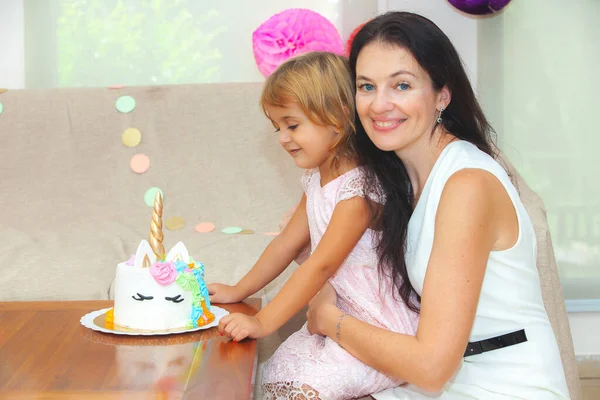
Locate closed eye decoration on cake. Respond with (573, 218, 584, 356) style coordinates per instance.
(110, 192, 215, 331)
(132, 293, 154, 301)
(165, 295, 184, 303)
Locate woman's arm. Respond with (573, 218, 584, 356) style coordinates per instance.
(308, 169, 514, 392)
(208, 194, 310, 304)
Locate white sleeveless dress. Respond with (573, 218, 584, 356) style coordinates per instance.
(373, 141, 569, 400)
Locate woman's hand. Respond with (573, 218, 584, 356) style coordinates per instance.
(306, 282, 340, 336)
(207, 283, 244, 304)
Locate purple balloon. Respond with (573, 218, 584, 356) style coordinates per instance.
(447, 0, 511, 15)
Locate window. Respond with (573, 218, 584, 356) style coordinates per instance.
(24, 0, 377, 88)
(478, 0, 599, 301)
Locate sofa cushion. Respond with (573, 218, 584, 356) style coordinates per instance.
(0, 83, 302, 301)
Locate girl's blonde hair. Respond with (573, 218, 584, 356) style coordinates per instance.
(260, 51, 356, 170)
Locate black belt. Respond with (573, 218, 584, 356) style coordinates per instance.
(464, 329, 527, 357)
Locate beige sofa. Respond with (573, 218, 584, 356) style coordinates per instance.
(0, 83, 580, 399)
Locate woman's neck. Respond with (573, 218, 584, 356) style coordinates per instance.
(399, 130, 457, 203)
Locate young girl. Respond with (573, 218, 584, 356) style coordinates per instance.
(207, 51, 418, 399)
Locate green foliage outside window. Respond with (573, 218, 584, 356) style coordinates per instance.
(56, 0, 225, 87)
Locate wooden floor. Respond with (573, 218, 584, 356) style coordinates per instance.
(579, 356, 600, 399)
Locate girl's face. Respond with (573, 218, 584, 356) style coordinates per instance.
(266, 102, 338, 172)
(355, 42, 449, 157)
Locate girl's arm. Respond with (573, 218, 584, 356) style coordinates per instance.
(309, 169, 513, 392)
(233, 194, 311, 300)
(209, 194, 311, 304)
(254, 194, 371, 335)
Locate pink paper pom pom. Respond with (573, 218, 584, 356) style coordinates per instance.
(252, 8, 344, 77)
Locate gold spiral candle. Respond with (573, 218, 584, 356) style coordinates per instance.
(149, 191, 165, 259)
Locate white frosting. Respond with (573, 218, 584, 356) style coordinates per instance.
(113, 240, 200, 331)
(113, 263, 194, 330)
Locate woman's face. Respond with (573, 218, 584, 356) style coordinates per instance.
(355, 41, 447, 155)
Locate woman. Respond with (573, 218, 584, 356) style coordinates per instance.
(306, 12, 569, 399)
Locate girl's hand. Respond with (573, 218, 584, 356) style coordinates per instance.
(218, 313, 266, 341)
(306, 282, 339, 336)
(207, 283, 244, 304)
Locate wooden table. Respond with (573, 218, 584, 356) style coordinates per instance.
(0, 299, 261, 399)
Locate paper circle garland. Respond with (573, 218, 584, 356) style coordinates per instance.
(130, 154, 150, 174)
(447, 0, 512, 15)
(194, 222, 216, 233)
(144, 187, 163, 207)
(222, 226, 243, 234)
(116, 95, 136, 113)
(165, 216, 185, 230)
(252, 8, 344, 77)
(122, 128, 142, 147)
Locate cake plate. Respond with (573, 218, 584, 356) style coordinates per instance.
(80, 306, 229, 336)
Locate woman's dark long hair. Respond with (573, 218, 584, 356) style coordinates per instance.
(349, 12, 497, 313)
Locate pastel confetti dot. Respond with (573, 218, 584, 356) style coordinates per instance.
(221, 226, 243, 234)
(194, 222, 216, 233)
(144, 187, 163, 207)
(0, 103, 3, 115)
(130, 154, 150, 173)
(122, 128, 142, 147)
(0, 88, 7, 94)
(108, 84, 125, 89)
(264, 232, 280, 236)
(239, 229, 255, 235)
(116, 95, 136, 113)
(165, 216, 185, 231)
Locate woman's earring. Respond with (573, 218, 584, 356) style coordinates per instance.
(437, 107, 445, 124)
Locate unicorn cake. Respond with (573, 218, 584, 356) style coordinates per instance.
(106, 192, 214, 332)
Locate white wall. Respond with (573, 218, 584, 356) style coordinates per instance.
(379, 0, 478, 89)
(0, 0, 25, 89)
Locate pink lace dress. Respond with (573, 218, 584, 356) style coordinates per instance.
(262, 168, 419, 400)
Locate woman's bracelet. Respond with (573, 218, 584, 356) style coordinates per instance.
(335, 313, 347, 348)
